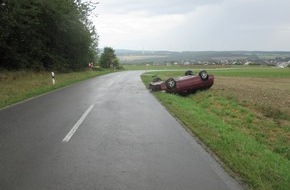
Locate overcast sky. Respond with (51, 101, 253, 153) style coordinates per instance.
(93, 0, 290, 51)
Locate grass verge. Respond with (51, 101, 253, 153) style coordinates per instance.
(141, 68, 290, 190)
(0, 70, 112, 109)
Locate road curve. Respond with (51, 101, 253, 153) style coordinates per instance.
(0, 71, 243, 190)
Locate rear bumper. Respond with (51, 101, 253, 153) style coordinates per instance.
(149, 81, 167, 91)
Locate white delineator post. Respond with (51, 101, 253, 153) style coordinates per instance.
(51, 72, 55, 85)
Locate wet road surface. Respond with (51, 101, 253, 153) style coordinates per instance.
(0, 71, 243, 190)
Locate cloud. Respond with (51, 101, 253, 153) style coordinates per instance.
(94, 0, 290, 51)
(100, 0, 224, 15)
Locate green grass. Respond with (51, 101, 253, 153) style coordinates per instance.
(0, 70, 112, 109)
(209, 67, 290, 78)
(139, 66, 290, 78)
(141, 68, 290, 190)
(123, 64, 290, 77)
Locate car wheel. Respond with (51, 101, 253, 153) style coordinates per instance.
(199, 70, 209, 81)
(152, 77, 162, 82)
(185, 70, 194, 76)
(165, 78, 176, 90)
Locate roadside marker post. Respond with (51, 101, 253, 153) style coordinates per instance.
(51, 72, 55, 85)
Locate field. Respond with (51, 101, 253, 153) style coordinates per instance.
(123, 64, 239, 71)
(117, 50, 290, 64)
(0, 70, 112, 109)
(141, 67, 290, 190)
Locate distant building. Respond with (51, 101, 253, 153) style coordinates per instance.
(276, 62, 290, 68)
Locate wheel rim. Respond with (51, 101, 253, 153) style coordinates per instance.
(201, 72, 207, 79)
(167, 79, 175, 88)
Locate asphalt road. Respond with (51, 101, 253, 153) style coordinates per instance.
(0, 71, 243, 190)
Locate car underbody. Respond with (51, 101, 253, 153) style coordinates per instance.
(149, 70, 214, 94)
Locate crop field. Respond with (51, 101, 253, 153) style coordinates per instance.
(141, 67, 290, 190)
(123, 64, 239, 71)
(119, 55, 168, 61)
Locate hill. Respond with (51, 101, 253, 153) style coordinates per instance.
(115, 50, 290, 64)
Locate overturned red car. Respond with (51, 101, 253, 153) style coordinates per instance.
(149, 70, 214, 93)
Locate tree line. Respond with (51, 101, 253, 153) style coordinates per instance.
(0, 0, 99, 72)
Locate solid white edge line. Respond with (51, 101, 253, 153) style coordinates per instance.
(62, 104, 94, 143)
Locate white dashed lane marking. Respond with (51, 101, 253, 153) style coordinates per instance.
(62, 104, 94, 143)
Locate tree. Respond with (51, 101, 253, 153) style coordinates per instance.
(0, 0, 99, 72)
(99, 47, 119, 69)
